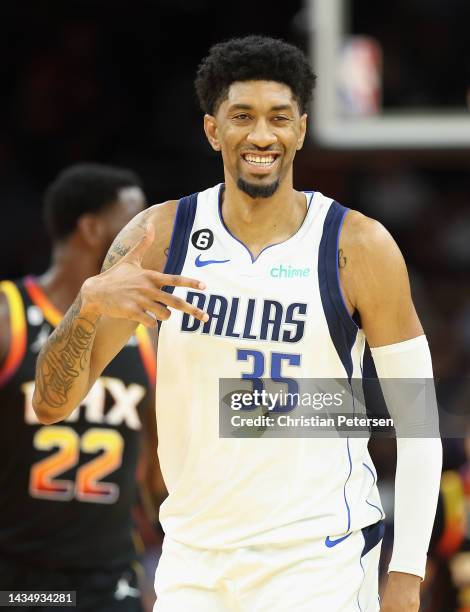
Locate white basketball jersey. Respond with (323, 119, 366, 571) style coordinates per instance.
(156, 184, 384, 549)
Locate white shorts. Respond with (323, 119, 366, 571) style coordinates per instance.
(154, 520, 384, 612)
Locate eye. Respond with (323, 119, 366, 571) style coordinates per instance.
(233, 113, 251, 121)
(273, 115, 291, 122)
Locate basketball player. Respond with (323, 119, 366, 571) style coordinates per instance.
(0, 164, 161, 611)
(32, 38, 442, 611)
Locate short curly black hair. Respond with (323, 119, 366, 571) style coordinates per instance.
(44, 163, 142, 242)
(195, 35, 316, 115)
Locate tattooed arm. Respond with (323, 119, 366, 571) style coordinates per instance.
(33, 201, 208, 424)
(33, 294, 99, 415)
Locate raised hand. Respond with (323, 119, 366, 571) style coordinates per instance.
(81, 223, 208, 327)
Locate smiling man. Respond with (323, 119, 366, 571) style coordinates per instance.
(32, 37, 442, 611)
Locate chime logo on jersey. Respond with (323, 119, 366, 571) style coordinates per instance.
(180, 291, 308, 342)
(270, 264, 311, 279)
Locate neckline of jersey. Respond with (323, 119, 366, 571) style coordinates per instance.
(216, 184, 316, 264)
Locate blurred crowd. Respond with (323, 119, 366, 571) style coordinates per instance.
(1, 1, 469, 610)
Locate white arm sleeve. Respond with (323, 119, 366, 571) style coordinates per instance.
(370, 335, 442, 579)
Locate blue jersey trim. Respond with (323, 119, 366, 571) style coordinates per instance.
(163, 192, 199, 290)
(218, 184, 316, 264)
(357, 556, 365, 612)
(356, 521, 384, 611)
(362, 462, 385, 519)
(335, 211, 358, 334)
(344, 436, 353, 531)
(318, 200, 358, 378)
(361, 519, 385, 558)
(318, 202, 360, 539)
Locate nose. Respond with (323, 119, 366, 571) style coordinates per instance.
(246, 118, 277, 148)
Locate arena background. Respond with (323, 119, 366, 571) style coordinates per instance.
(2, 1, 469, 610)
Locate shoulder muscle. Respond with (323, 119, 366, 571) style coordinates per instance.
(102, 200, 178, 274)
(339, 211, 405, 307)
(339, 210, 423, 346)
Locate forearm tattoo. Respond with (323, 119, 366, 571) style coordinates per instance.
(101, 240, 131, 272)
(35, 294, 97, 408)
(101, 209, 151, 272)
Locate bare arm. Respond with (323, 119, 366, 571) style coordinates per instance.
(32, 201, 208, 424)
(33, 293, 98, 420)
(339, 210, 423, 345)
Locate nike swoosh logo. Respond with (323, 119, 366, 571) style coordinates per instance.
(324, 533, 353, 548)
(195, 255, 230, 267)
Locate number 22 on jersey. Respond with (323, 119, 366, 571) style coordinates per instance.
(29, 425, 124, 504)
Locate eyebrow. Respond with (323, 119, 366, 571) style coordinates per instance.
(270, 104, 294, 112)
(228, 103, 294, 112)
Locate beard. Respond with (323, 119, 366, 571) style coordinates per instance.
(237, 177, 280, 199)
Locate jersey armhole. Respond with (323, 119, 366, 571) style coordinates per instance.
(318, 201, 359, 377)
(0, 280, 27, 386)
(163, 192, 199, 281)
(158, 192, 198, 333)
(321, 202, 359, 336)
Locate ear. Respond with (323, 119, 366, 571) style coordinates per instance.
(297, 114, 308, 150)
(204, 114, 221, 151)
(76, 213, 106, 249)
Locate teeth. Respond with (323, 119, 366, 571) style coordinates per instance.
(244, 154, 276, 165)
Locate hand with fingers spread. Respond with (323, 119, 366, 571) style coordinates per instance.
(81, 223, 209, 327)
